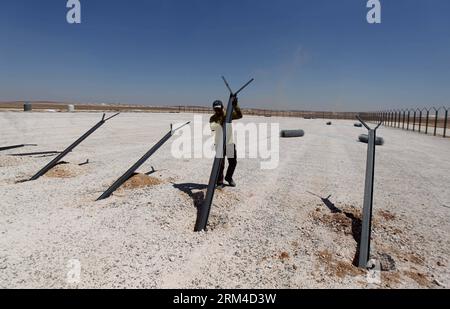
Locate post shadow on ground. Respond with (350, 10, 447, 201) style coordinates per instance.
(172, 183, 208, 210)
(307, 191, 362, 266)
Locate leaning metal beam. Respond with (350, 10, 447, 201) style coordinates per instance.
(356, 115, 382, 268)
(194, 77, 254, 232)
(29, 113, 119, 181)
(96, 122, 190, 201)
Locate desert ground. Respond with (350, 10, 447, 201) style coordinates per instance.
(0, 112, 449, 288)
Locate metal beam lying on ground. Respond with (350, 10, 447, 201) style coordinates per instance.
(29, 113, 120, 181)
(9, 151, 62, 157)
(96, 122, 191, 201)
(0, 144, 37, 152)
(194, 77, 254, 232)
(356, 115, 382, 269)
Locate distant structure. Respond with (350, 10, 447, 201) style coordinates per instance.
(67, 104, 75, 112)
(24, 102, 32, 112)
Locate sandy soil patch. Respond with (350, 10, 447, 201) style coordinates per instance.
(44, 163, 84, 178)
(121, 173, 163, 189)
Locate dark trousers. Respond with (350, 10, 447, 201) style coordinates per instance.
(218, 144, 237, 183)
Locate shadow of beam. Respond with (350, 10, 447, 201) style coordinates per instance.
(307, 191, 362, 266)
(172, 182, 207, 209)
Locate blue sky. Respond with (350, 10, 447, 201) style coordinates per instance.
(0, 0, 449, 111)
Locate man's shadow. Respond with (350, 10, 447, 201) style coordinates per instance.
(172, 183, 208, 210)
(307, 191, 362, 266)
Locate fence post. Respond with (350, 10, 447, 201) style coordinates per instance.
(444, 109, 448, 138)
(402, 111, 405, 129)
(434, 110, 438, 136)
(355, 116, 382, 269)
(425, 110, 429, 134)
(407, 111, 410, 130)
(418, 111, 422, 133)
(413, 111, 416, 132)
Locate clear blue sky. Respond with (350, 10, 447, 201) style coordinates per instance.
(1, 0, 449, 111)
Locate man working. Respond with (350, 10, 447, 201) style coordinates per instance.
(209, 97, 243, 187)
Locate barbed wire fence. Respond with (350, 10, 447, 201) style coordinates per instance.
(361, 107, 449, 138)
(2, 102, 449, 138)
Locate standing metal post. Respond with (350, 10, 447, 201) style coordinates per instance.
(407, 111, 410, 131)
(425, 110, 429, 134)
(444, 109, 448, 138)
(434, 110, 438, 136)
(195, 77, 254, 232)
(402, 111, 406, 129)
(356, 116, 382, 269)
(29, 113, 120, 181)
(418, 111, 422, 133)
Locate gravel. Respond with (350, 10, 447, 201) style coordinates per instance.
(0, 112, 449, 288)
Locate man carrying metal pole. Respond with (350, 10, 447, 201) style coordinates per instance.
(209, 97, 243, 187)
(194, 77, 253, 232)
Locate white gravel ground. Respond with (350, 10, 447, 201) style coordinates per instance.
(0, 112, 449, 289)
